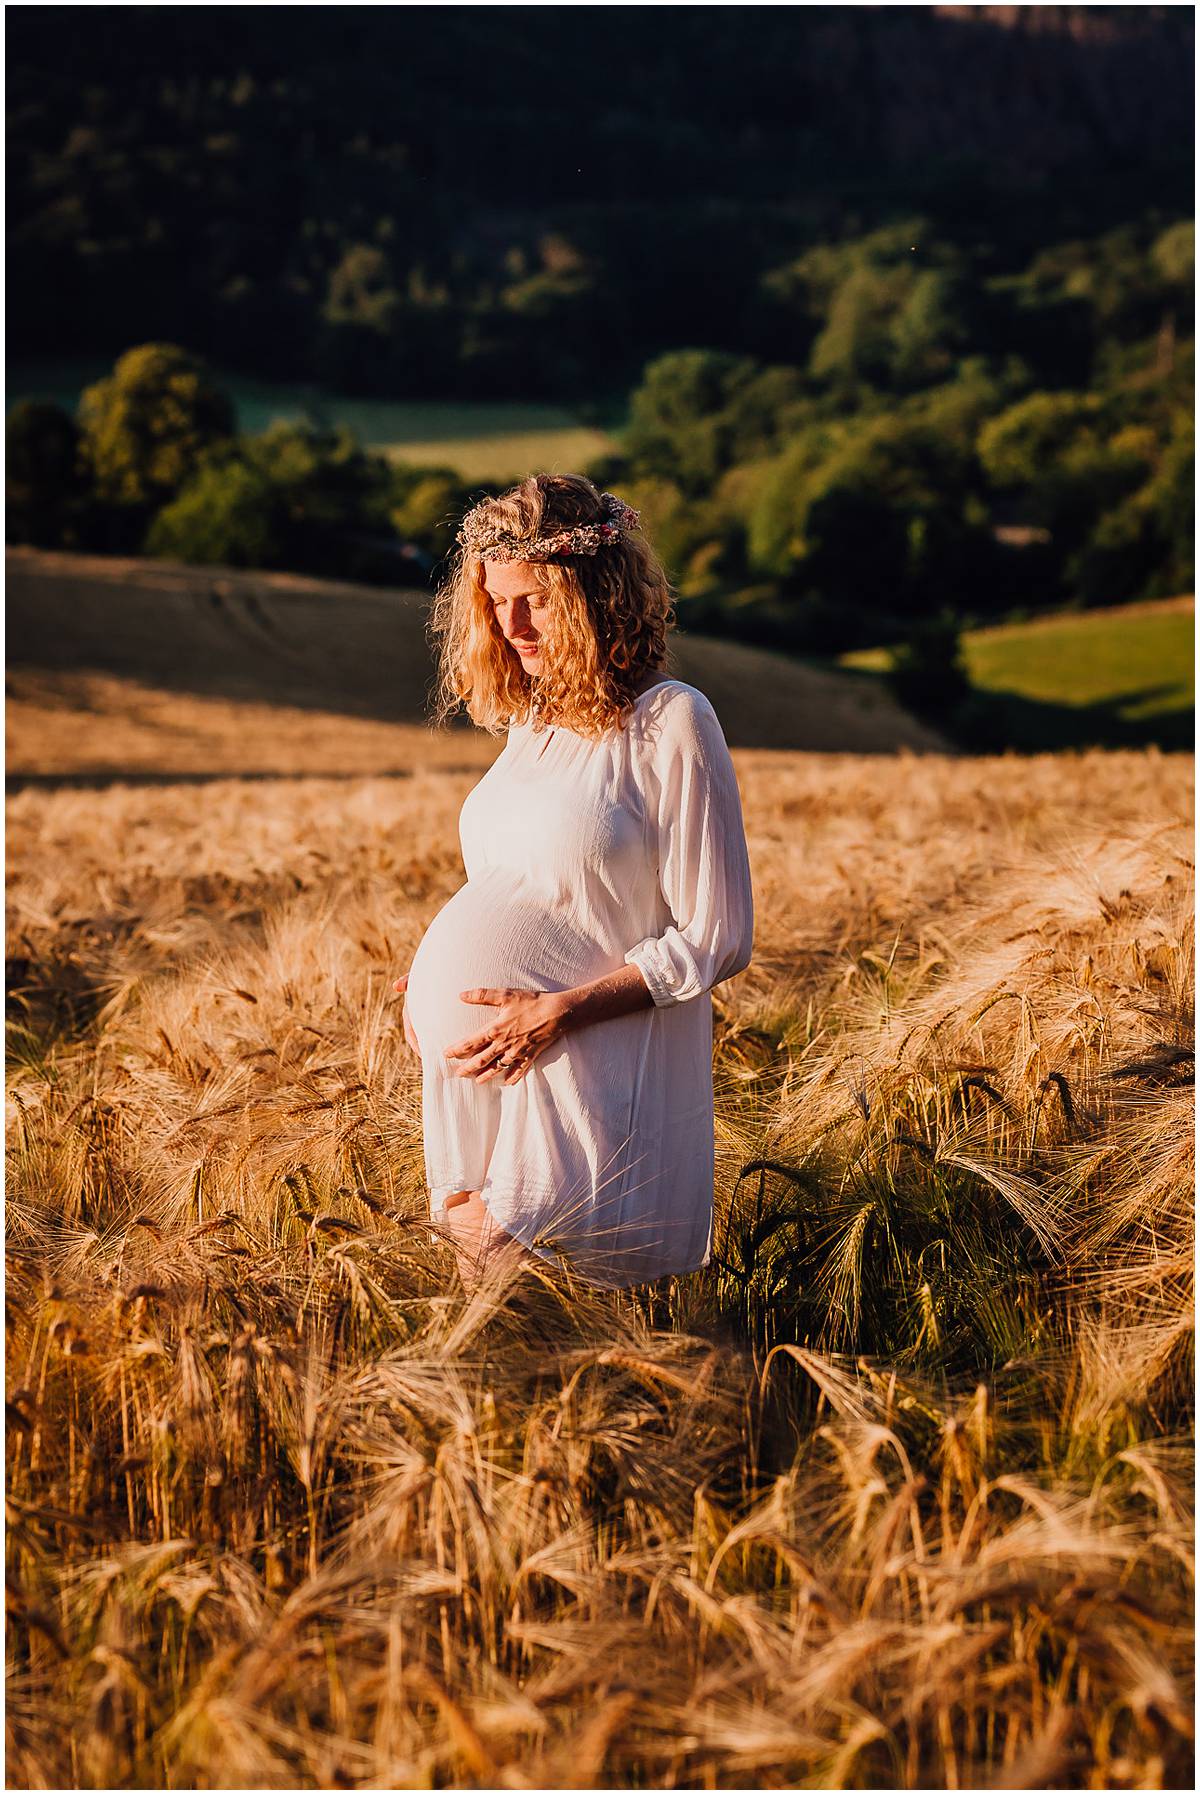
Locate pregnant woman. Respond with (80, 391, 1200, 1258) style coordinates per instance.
(396, 472, 754, 1291)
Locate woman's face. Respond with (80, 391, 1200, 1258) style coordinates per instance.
(483, 559, 553, 676)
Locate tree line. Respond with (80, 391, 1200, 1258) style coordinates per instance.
(8, 7, 1192, 399)
(8, 213, 1193, 667)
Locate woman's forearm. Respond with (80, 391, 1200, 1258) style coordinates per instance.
(555, 961, 657, 1031)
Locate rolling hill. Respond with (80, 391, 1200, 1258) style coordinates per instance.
(5, 548, 946, 782)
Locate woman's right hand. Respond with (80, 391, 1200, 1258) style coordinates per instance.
(393, 972, 421, 1060)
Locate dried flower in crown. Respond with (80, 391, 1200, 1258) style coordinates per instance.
(456, 490, 641, 563)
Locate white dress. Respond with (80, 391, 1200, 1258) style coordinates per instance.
(403, 676, 755, 1288)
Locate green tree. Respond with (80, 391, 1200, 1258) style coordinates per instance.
(1074, 412, 1195, 604)
(144, 424, 441, 580)
(1145, 415, 1196, 593)
(238, 420, 396, 577)
(77, 343, 236, 516)
(5, 399, 92, 548)
(977, 391, 1101, 493)
(891, 269, 969, 386)
(980, 391, 1158, 600)
(323, 244, 401, 334)
(888, 610, 971, 721)
(613, 473, 744, 597)
(625, 350, 801, 498)
(749, 415, 983, 621)
(762, 222, 968, 391)
(389, 468, 472, 562)
(810, 263, 900, 386)
(143, 457, 286, 566)
(744, 423, 845, 578)
(1151, 220, 1195, 291)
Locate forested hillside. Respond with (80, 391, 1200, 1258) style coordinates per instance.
(6, 6, 1194, 710)
(7, 6, 1193, 396)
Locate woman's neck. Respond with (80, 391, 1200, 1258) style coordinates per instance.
(529, 670, 670, 726)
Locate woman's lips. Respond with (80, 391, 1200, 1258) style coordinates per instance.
(514, 641, 539, 653)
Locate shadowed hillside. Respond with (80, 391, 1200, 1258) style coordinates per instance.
(5, 548, 947, 780)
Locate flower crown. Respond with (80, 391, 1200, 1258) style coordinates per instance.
(456, 489, 641, 563)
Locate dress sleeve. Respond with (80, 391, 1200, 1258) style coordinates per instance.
(623, 689, 755, 1007)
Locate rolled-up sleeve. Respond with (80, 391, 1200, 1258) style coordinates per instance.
(624, 689, 755, 1007)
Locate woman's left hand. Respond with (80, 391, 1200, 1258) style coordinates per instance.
(443, 987, 570, 1084)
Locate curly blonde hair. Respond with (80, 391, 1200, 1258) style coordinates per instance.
(427, 473, 677, 739)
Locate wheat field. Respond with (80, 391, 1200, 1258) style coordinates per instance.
(5, 744, 1194, 1789)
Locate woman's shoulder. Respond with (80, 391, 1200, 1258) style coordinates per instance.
(635, 675, 715, 715)
(630, 677, 728, 753)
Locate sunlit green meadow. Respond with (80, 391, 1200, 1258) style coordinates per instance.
(841, 597, 1195, 749)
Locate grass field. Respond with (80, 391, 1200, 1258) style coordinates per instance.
(5, 686, 1194, 1785)
(6, 359, 618, 483)
(841, 597, 1195, 751)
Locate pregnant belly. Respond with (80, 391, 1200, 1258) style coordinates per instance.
(404, 877, 619, 1060)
